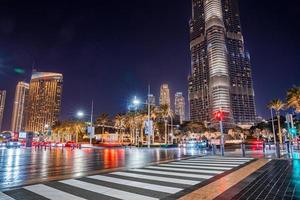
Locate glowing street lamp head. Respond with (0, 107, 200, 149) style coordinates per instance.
(132, 96, 141, 106)
(77, 111, 84, 118)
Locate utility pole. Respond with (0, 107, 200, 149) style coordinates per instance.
(90, 100, 94, 145)
(147, 84, 151, 148)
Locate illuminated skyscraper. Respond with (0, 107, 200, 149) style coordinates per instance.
(159, 84, 171, 109)
(11, 81, 29, 132)
(25, 72, 63, 133)
(0, 90, 6, 131)
(175, 92, 185, 124)
(188, 0, 256, 127)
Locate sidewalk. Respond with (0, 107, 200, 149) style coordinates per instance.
(175, 158, 300, 200)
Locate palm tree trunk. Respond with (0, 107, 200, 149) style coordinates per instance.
(76, 132, 78, 143)
(277, 114, 283, 144)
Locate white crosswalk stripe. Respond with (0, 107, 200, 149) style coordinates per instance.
(88, 175, 183, 193)
(2, 156, 254, 200)
(111, 171, 200, 185)
(170, 162, 239, 167)
(178, 160, 246, 164)
(60, 179, 159, 200)
(0, 192, 15, 200)
(197, 157, 253, 160)
(129, 168, 213, 179)
(24, 184, 87, 200)
(159, 163, 232, 170)
(145, 166, 224, 174)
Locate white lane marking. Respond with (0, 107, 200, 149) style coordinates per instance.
(111, 172, 200, 185)
(0, 192, 15, 200)
(170, 162, 239, 167)
(146, 166, 224, 174)
(60, 179, 158, 200)
(159, 164, 232, 170)
(88, 175, 182, 194)
(24, 184, 86, 200)
(129, 169, 213, 179)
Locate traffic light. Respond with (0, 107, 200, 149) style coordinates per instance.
(289, 127, 298, 136)
(214, 111, 224, 121)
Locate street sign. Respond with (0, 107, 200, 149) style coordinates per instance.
(87, 126, 95, 137)
(144, 120, 153, 135)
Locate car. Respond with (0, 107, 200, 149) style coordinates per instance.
(65, 141, 77, 147)
(0, 141, 7, 148)
(6, 141, 21, 148)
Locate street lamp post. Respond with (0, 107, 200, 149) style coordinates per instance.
(270, 108, 280, 158)
(132, 85, 153, 148)
(76, 100, 94, 146)
(147, 85, 151, 148)
(90, 100, 94, 145)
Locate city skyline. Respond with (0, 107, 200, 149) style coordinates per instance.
(0, 0, 299, 130)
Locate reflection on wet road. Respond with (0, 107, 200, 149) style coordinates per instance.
(0, 147, 203, 190)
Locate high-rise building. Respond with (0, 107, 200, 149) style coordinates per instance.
(175, 92, 185, 124)
(159, 84, 171, 109)
(0, 90, 6, 131)
(148, 94, 156, 106)
(188, 0, 256, 127)
(25, 72, 63, 133)
(11, 81, 29, 132)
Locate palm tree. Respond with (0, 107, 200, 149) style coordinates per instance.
(69, 122, 86, 143)
(135, 113, 147, 145)
(287, 86, 300, 113)
(268, 99, 285, 144)
(125, 112, 134, 144)
(160, 104, 169, 144)
(96, 113, 109, 135)
(114, 114, 122, 142)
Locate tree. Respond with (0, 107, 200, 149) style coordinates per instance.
(268, 99, 285, 144)
(96, 113, 109, 134)
(52, 121, 86, 143)
(114, 114, 126, 143)
(287, 86, 300, 113)
(160, 104, 170, 144)
(181, 121, 207, 133)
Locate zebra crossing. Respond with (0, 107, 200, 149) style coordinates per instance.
(0, 156, 254, 200)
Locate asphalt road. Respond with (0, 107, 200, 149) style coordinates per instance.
(0, 147, 204, 191)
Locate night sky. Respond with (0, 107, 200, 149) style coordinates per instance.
(0, 0, 299, 130)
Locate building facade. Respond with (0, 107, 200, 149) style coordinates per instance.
(188, 0, 256, 127)
(11, 82, 29, 132)
(159, 84, 171, 109)
(175, 92, 186, 124)
(0, 90, 6, 131)
(25, 72, 63, 133)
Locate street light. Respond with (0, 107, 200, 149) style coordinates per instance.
(130, 85, 153, 148)
(77, 111, 84, 118)
(76, 101, 94, 145)
(132, 96, 141, 106)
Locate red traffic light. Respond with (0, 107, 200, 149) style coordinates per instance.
(214, 111, 224, 121)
